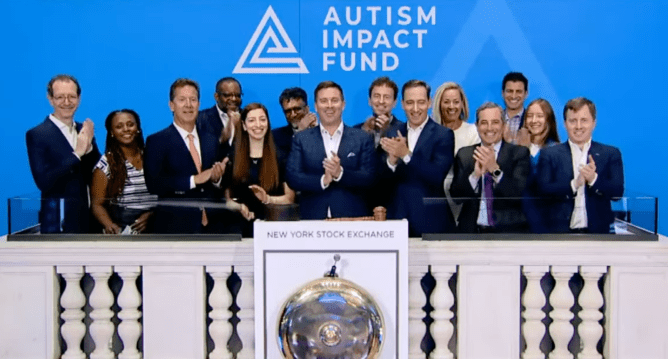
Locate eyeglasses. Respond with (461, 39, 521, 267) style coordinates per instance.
(52, 95, 78, 103)
(217, 91, 242, 98)
(283, 105, 306, 115)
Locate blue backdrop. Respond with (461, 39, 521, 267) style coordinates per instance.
(3, 0, 666, 234)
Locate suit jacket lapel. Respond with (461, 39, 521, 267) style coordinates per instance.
(337, 125, 352, 159)
(169, 124, 199, 174)
(44, 117, 76, 153)
(412, 119, 433, 156)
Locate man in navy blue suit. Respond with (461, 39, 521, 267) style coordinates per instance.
(26, 74, 100, 233)
(144, 78, 229, 234)
(286, 81, 377, 219)
(197, 77, 243, 156)
(538, 97, 624, 233)
(354, 77, 405, 149)
(501, 72, 529, 144)
(379, 80, 455, 236)
(273, 87, 318, 173)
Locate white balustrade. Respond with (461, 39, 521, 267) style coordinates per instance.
(236, 265, 255, 359)
(116, 265, 142, 359)
(521, 265, 549, 359)
(3, 235, 668, 359)
(87, 266, 115, 359)
(207, 266, 234, 359)
(430, 265, 456, 359)
(577, 266, 606, 359)
(57, 266, 87, 359)
(548, 266, 577, 359)
(408, 266, 428, 359)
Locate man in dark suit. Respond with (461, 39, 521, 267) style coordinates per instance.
(354, 76, 405, 149)
(537, 97, 624, 233)
(144, 78, 229, 234)
(197, 77, 243, 155)
(273, 87, 318, 173)
(451, 102, 530, 233)
(501, 72, 529, 144)
(286, 81, 377, 219)
(26, 74, 100, 233)
(379, 80, 455, 236)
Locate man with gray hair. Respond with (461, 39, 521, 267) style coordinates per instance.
(451, 102, 530, 233)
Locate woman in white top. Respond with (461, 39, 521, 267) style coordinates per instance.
(91, 109, 157, 234)
(432, 82, 481, 222)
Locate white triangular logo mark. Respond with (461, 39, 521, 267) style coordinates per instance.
(430, 0, 562, 113)
(233, 6, 309, 74)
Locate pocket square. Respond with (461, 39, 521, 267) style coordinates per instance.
(347, 152, 356, 158)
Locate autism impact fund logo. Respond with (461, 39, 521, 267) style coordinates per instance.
(233, 6, 308, 74)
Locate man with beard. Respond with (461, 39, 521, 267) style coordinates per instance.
(26, 74, 100, 233)
(273, 87, 318, 172)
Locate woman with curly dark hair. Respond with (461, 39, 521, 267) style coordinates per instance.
(91, 109, 157, 234)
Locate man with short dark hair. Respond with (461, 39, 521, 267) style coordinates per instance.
(538, 97, 624, 233)
(26, 74, 100, 233)
(354, 76, 405, 148)
(286, 81, 376, 219)
(501, 72, 529, 144)
(144, 78, 229, 233)
(197, 77, 243, 152)
(379, 80, 455, 235)
(451, 102, 530, 233)
(273, 87, 318, 171)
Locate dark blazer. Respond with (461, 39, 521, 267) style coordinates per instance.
(286, 125, 377, 219)
(537, 141, 624, 233)
(272, 125, 295, 174)
(352, 114, 405, 144)
(197, 105, 232, 158)
(451, 141, 530, 233)
(144, 124, 224, 234)
(381, 119, 455, 236)
(26, 117, 101, 233)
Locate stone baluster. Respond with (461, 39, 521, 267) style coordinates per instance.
(409, 266, 428, 359)
(522, 266, 549, 359)
(236, 266, 255, 359)
(57, 266, 86, 359)
(206, 266, 234, 359)
(577, 266, 606, 359)
(548, 266, 576, 359)
(430, 265, 457, 359)
(116, 266, 143, 359)
(87, 266, 115, 359)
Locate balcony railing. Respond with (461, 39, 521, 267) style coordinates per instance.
(2, 229, 667, 359)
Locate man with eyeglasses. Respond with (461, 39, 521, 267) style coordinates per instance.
(273, 87, 318, 172)
(26, 74, 101, 233)
(197, 77, 243, 156)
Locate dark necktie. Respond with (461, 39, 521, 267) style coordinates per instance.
(483, 172, 495, 226)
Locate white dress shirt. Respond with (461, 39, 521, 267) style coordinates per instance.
(216, 104, 235, 146)
(320, 121, 345, 218)
(386, 117, 428, 171)
(173, 122, 202, 189)
(568, 139, 597, 229)
(468, 141, 502, 226)
(49, 114, 94, 159)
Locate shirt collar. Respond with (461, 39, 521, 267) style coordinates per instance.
(408, 116, 429, 132)
(216, 104, 229, 120)
(49, 114, 75, 131)
(320, 121, 344, 137)
(568, 138, 592, 153)
(173, 121, 199, 141)
(504, 107, 525, 120)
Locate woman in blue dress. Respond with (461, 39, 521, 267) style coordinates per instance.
(517, 99, 560, 233)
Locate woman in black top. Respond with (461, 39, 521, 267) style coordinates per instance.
(226, 103, 295, 235)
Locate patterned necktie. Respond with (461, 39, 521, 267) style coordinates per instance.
(187, 134, 208, 226)
(483, 172, 495, 226)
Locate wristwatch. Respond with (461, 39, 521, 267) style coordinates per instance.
(491, 168, 502, 178)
